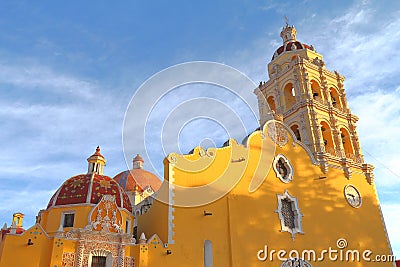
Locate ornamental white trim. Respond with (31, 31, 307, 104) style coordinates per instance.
(272, 154, 294, 183)
(267, 121, 289, 147)
(281, 258, 313, 267)
(87, 249, 113, 267)
(275, 190, 304, 240)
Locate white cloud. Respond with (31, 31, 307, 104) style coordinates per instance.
(349, 89, 400, 187)
(0, 189, 54, 227)
(302, 3, 400, 94)
(0, 64, 97, 100)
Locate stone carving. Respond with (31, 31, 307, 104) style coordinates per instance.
(281, 258, 313, 267)
(125, 257, 135, 267)
(88, 195, 123, 233)
(61, 252, 75, 267)
(64, 230, 78, 240)
(267, 121, 288, 147)
(74, 231, 129, 267)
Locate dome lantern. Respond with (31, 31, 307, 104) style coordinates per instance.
(133, 154, 144, 169)
(87, 146, 106, 175)
(280, 24, 297, 45)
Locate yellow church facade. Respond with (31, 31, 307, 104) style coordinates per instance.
(0, 25, 395, 267)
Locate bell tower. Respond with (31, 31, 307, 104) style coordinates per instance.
(255, 24, 374, 179)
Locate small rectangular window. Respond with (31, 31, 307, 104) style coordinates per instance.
(125, 220, 130, 234)
(63, 213, 75, 228)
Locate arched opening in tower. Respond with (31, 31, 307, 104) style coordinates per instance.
(340, 128, 354, 157)
(283, 83, 296, 111)
(330, 87, 342, 109)
(311, 80, 323, 102)
(290, 124, 301, 141)
(320, 121, 335, 155)
(267, 95, 277, 113)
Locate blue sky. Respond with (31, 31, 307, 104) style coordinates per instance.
(0, 0, 399, 258)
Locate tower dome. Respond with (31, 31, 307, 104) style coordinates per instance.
(47, 147, 132, 212)
(271, 24, 313, 60)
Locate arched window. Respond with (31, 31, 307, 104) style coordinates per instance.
(320, 121, 335, 155)
(340, 128, 354, 157)
(311, 80, 323, 101)
(290, 124, 301, 141)
(204, 240, 213, 267)
(267, 95, 277, 112)
(330, 87, 342, 109)
(283, 83, 296, 111)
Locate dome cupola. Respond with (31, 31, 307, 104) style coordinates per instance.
(87, 146, 106, 175)
(280, 23, 297, 45)
(133, 154, 144, 169)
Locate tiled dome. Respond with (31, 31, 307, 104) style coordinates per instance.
(114, 169, 161, 193)
(46, 147, 132, 212)
(47, 173, 132, 212)
(114, 154, 161, 193)
(272, 41, 312, 60)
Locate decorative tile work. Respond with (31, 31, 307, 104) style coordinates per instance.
(29, 227, 42, 239)
(124, 256, 135, 267)
(47, 174, 132, 212)
(61, 252, 75, 267)
(55, 238, 64, 247)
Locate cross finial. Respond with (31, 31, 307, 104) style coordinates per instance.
(284, 15, 289, 26)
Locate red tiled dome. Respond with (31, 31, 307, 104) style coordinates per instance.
(114, 169, 161, 193)
(47, 173, 132, 212)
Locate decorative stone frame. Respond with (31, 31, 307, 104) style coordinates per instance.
(275, 190, 304, 240)
(281, 258, 313, 267)
(273, 154, 294, 183)
(87, 249, 113, 267)
(60, 210, 76, 229)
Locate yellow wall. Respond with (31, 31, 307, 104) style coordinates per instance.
(0, 224, 52, 267)
(0, 200, 136, 267)
(142, 121, 393, 267)
(40, 204, 134, 235)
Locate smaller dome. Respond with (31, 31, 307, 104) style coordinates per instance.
(114, 169, 161, 193)
(114, 154, 161, 193)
